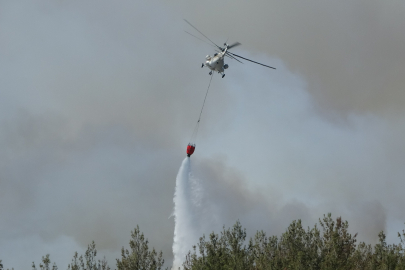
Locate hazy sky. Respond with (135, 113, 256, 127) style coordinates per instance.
(1, 0, 405, 268)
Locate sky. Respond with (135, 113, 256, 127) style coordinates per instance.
(1, 0, 405, 268)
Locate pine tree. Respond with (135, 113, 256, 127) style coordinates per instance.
(67, 241, 110, 270)
(116, 225, 166, 270)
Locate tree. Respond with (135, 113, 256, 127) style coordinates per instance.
(318, 214, 358, 269)
(32, 254, 58, 270)
(67, 241, 110, 270)
(183, 220, 254, 269)
(251, 230, 281, 269)
(116, 225, 166, 270)
(276, 219, 323, 269)
(4, 216, 405, 269)
(183, 214, 405, 270)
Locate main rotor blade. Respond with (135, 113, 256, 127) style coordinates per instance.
(227, 42, 241, 50)
(184, 19, 221, 50)
(225, 52, 243, 63)
(185, 31, 217, 49)
(228, 52, 276, 69)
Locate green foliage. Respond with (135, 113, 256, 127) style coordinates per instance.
(67, 241, 110, 270)
(184, 214, 405, 270)
(32, 254, 57, 270)
(5, 216, 405, 270)
(183, 220, 254, 270)
(318, 214, 357, 269)
(116, 225, 167, 270)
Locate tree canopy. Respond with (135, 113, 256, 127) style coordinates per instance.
(183, 214, 405, 270)
(2, 214, 405, 270)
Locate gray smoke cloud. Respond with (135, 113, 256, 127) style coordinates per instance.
(169, 0, 405, 114)
(1, 0, 405, 269)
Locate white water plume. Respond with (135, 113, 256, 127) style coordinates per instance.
(172, 157, 203, 269)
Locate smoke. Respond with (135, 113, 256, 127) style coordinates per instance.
(171, 156, 275, 269)
(2, 0, 405, 268)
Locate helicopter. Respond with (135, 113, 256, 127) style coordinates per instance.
(184, 19, 276, 78)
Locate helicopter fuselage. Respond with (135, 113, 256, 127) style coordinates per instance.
(205, 54, 225, 73)
(203, 48, 229, 77)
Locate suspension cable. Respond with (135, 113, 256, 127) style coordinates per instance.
(198, 72, 214, 122)
(189, 73, 214, 143)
